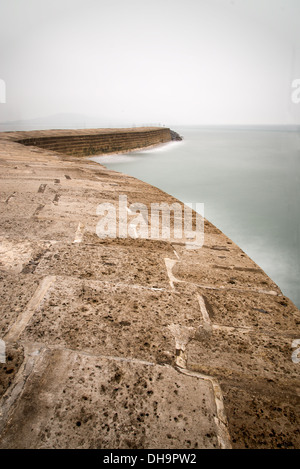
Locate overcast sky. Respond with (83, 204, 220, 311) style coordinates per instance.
(0, 0, 300, 127)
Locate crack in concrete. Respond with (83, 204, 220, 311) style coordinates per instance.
(5, 192, 16, 204)
(176, 367, 232, 450)
(32, 204, 45, 218)
(168, 323, 231, 449)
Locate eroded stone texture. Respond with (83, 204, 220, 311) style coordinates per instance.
(33, 242, 174, 289)
(186, 330, 299, 384)
(0, 128, 299, 449)
(177, 285, 300, 333)
(20, 277, 203, 364)
(0, 348, 220, 449)
(219, 379, 300, 449)
(0, 272, 40, 335)
(172, 259, 280, 294)
(0, 342, 24, 398)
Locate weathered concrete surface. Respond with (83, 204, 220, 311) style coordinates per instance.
(0, 128, 299, 449)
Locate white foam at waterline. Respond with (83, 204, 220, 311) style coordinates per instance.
(90, 140, 184, 164)
(90, 154, 137, 164)
(136, 140, 184, 154)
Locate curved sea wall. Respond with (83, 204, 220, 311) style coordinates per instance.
(15, 127, 172, 156)
(0, 127, 299, 449)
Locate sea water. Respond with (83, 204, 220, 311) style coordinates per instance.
(91, 127, 300, 308)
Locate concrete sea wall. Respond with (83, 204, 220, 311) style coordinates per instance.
(15, 127, 172, 156)
(0, 127, 299, 449)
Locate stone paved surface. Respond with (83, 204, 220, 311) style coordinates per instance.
(0, 128, 299, 449)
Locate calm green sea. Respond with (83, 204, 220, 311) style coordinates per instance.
(91, 127, 300, 308)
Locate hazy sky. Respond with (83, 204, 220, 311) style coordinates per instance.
(1, 0, 300, 127)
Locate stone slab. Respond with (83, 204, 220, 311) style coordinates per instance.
(186, 327, 300, 385)
(0, 347, 221, 449)
(172, 258, 281, 294)
(33, 242, 174, 289)
(218, 377, 300, 449)
(0, 272, 41, 335)
(20, 277, 203, 364)
(175, 283, 300, 334)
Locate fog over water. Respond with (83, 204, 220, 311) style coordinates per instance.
(1, 0, 300, 127)
(1, 1, 300, 305)
(92, 127, 300, 308)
